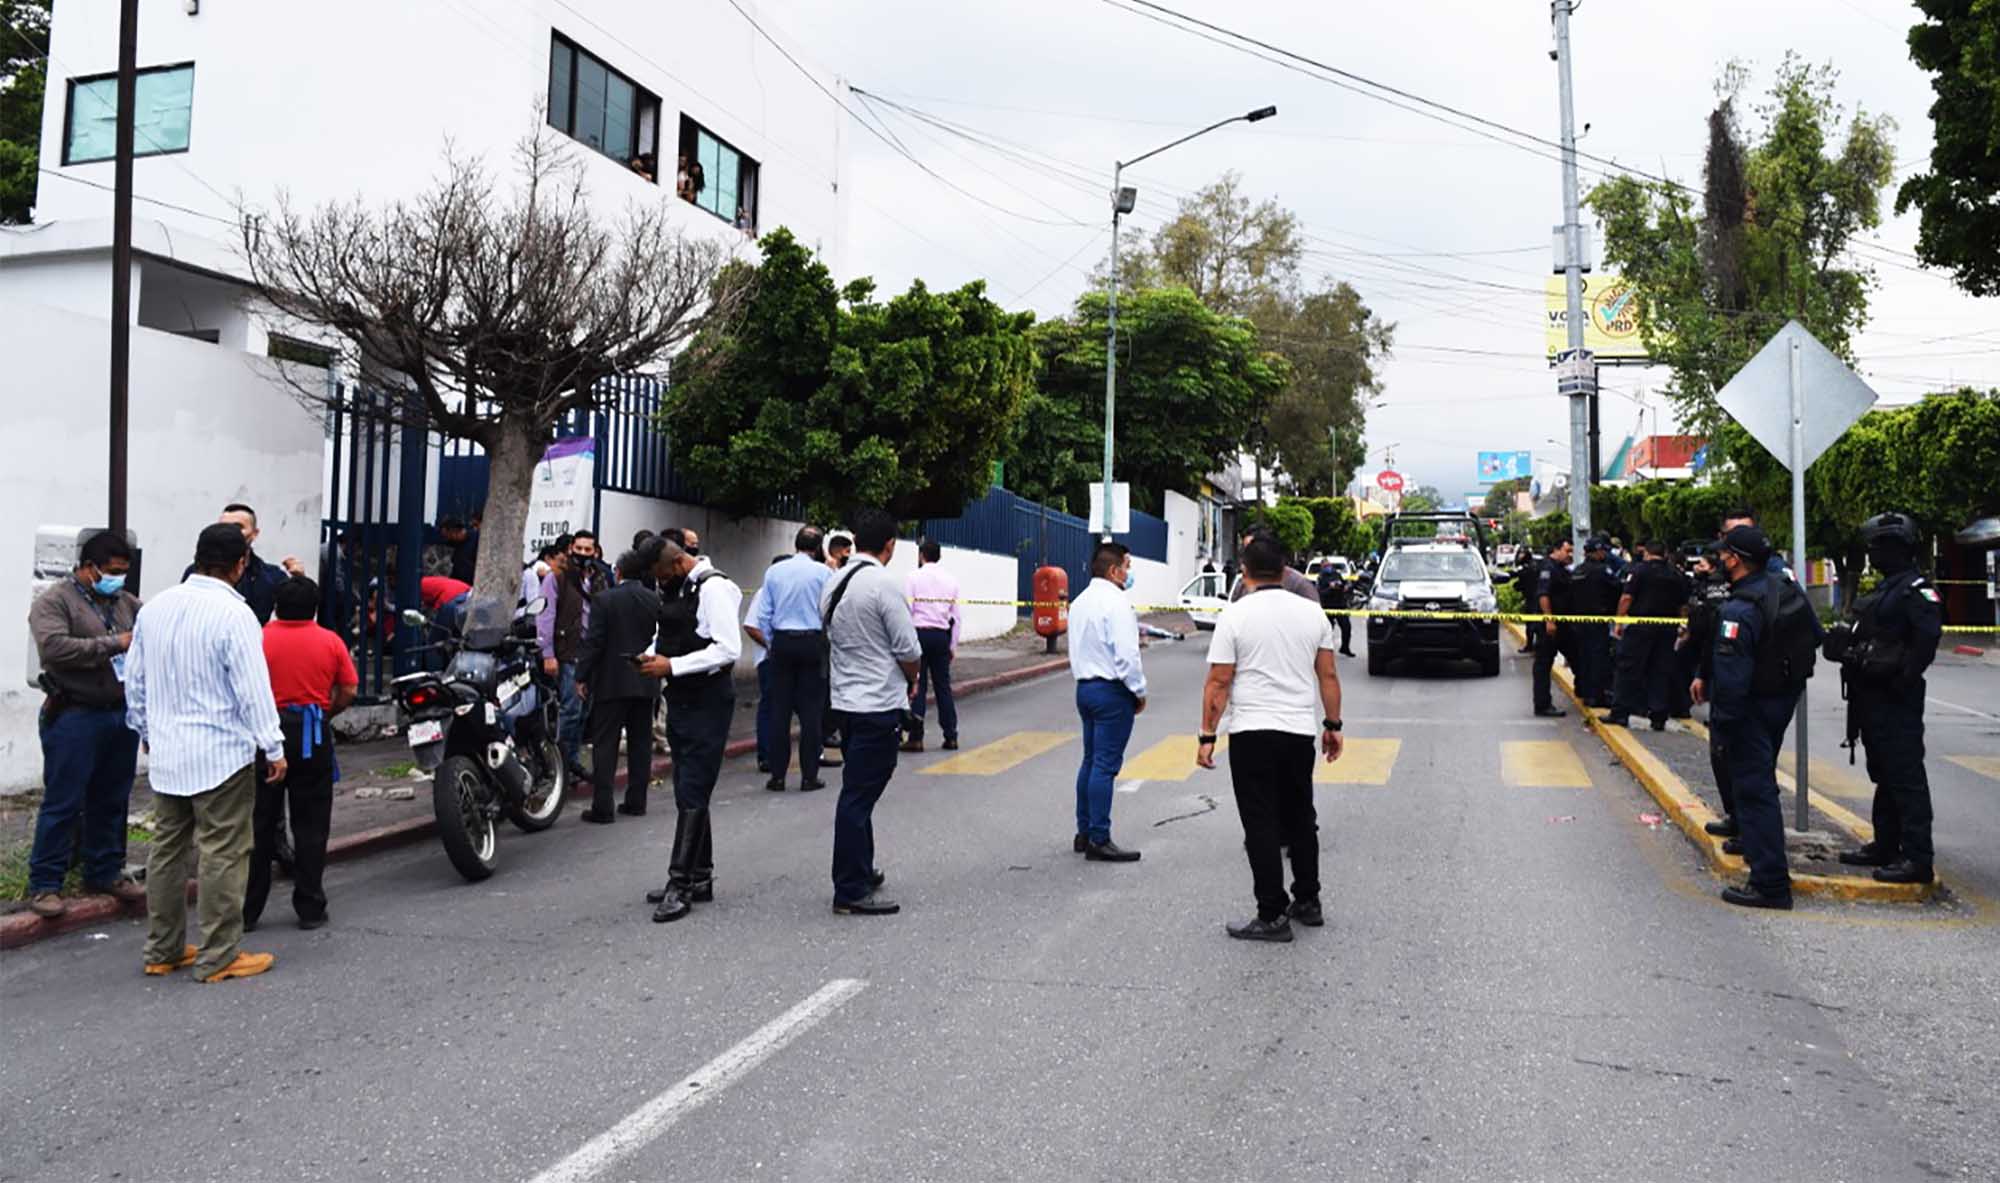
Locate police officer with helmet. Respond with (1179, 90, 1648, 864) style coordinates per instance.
(1826, 512, 1944, 885)
(1693, 525, 1818, 910)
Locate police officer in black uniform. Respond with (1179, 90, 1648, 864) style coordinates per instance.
(1681, 548, 1743, 841)
(1570, 536, 1621, 708)
(640, 536, 743, 923)
(1829, 512, 1945, 885)
(1696, 525, 1813, 910)
(1607, 540, 1688, 731)
(1512, 548, 1539, 654)
(1530, 538, 1575, 717)
(1316, 561, 1355, 657)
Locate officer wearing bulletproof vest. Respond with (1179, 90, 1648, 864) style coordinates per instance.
(1682, 549, 1744, 842)
(1531, 538, 1575, 717)
(1827, 512, 1944, 885)
(1607, 541, 1688, 730)
(639, 536, 743, 923)
(1570, 537, 1621, 708)
(1693, 525, 1814, 910)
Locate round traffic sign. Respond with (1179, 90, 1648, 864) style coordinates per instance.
(1377, 469, 1405, 493)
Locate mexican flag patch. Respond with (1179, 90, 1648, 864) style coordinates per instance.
(1720, 620, 1741, 640)
(1918, 587, 1940, 602)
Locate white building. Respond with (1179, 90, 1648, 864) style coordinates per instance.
(0, 0, 852, 791)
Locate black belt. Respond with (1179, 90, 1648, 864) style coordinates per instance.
(774, 628, 822, 637)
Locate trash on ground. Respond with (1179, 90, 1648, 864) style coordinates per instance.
(1547, 815, 1577, 824)
(1639, 812, 1664, 829)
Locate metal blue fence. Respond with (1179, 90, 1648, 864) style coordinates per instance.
(919, 486, 1168, 613)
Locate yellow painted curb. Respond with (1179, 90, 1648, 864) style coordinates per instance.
(1501, 620, 1936, 904)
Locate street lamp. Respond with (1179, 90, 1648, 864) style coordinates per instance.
(1100, 104, 1277, 538)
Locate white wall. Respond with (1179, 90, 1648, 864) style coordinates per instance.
(0, 297, 325, 793)
(37, 0, 848, 277)
(1162, 489, 1201, 589)
(1127, 556, 1180, 617)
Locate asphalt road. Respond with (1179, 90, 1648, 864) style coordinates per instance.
(3, 632, 1996, 1182)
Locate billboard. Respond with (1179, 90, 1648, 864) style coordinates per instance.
(1544, 273, 1650, 360)
(1476, 450, 1533, 483)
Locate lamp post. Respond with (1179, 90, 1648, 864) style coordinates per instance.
(1101, 104, 1277, 538)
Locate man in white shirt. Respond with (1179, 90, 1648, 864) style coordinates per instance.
(1197, 535, 1346, 943)
(638, 537, 743, 923)
(1067, 541, 1146, 862)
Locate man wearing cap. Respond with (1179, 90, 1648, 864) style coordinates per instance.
(1607, 541, 1689, 730)
(1569, 537, 1620, 708)
(1530, 538, 1575, 718)
(1693, 525, 1801, 910)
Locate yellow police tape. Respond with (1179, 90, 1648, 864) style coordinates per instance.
(912, 597, 2000, 633)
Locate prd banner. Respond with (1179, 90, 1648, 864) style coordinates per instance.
(522, 437, 595, 563)
(1544, 274, 1654, 360)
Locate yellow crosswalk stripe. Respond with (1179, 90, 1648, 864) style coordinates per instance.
(919, 730, 1072, 776)
(1117, 734, 1227, 783)
(1315, 737, 1401, 785)
(1946, 754, 2000, 783)
(1501, 740, 1592, 788)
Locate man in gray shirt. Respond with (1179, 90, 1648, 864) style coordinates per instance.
(821, 509, 921, 916)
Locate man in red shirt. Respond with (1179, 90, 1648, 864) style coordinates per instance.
(247, 577, 358, 930)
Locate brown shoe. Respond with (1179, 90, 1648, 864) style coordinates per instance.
(86, 878, 148, 904)
(27, 892, 66, 919)
(142, 945, 199, 976)
(200, 951, 276, 983)
(900, 738, 924, 753)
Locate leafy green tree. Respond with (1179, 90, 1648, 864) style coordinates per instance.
(667, 228, 1036, 523)
(0, 0, 50, 224)
(1528, 511, 1573, 551)
(1897, 0, 2000, 295)
(1245, 502, 1314, 557)
(1809, 390, 2000, 582)
(1399, 485, 1443, 513)
(1283, 496, 1370, 557)
(1481, 478, 1528, 518)
(1008, 286, 1287, 514)
(1590, 57, 1896, 445)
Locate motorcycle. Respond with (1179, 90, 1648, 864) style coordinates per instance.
(391, 595, 566, 881)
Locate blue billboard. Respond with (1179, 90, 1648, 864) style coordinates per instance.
(1476, 450, 1533, 483)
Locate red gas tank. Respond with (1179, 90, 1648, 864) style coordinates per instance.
(1032, 565, 1070, 650)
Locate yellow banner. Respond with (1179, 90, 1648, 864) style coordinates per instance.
(1544, 274, 1651, 361)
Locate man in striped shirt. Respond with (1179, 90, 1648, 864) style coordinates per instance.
(126, 524, 287, 983)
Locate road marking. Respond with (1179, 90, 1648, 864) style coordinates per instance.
(1315, 737, 1401, 785)
(1500, 740, 1592, 788)
(1116, 778, 1147, 794)
(920, 731, 1071, 776)
(1338, 716, 1558, 727)
(528, 979, 866, 1183)
(1929, 695, 2000, 723)
(1118, 734, 1227, 783)
(1947, 755, 2000, 783)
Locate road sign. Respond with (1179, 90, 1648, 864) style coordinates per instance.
(1714, 319, 1879, 833)
(1553, 348, 1596, 396)
(1376, 469, 1405, 494)
(1087, 481, 1130, 535)
(1715, 320, 1877, 472)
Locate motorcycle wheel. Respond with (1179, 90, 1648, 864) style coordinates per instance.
(505, 729, 567, 834)
(433, 755, 498, 882)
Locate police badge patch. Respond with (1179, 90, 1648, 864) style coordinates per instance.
(1918, 587, 1940, 602)
(1720, 620, 1741, 640)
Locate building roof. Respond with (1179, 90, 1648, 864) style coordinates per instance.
(1627, 435, 1707, 473)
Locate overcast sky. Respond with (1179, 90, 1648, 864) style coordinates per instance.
(761, 0, 1998, 500)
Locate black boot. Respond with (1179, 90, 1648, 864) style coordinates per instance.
(651, 809, 702, 922)
(688, 809, 715, 903)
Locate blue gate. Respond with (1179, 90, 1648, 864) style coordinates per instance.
(920, 486, 1169, 614)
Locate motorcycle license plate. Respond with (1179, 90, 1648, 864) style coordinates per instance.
(407, 719, 445, 746)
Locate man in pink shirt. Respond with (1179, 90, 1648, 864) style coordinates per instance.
(903, 539, 961, 752)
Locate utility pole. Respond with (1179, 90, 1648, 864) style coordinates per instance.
(1552, 0, 1590, 552)
(108, 0, 139, 536)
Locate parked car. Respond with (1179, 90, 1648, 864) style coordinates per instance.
(1179, 569, 1234, 630)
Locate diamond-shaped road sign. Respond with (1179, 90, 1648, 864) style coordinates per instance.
(1715, 320, 1878, 471)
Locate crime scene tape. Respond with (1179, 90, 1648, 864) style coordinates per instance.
(910, 597, 2000, 633)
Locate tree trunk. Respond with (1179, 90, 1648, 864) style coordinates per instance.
(472, 421, 545, 606)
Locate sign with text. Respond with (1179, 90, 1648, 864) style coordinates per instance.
(521, 437, 596, 563)
(1087, 481, 1131, 535)
(1544, 274, 1652, 361)
(1476, 450, 1533, 483)
(1375, 469, 1405, 494)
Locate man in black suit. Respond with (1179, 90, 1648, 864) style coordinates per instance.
(575, 542, 665, 822)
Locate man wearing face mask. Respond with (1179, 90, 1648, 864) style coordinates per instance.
(1067, 541, 1148, 862)
(25, 531, 145, 920)
(1829, 512, 1944, 885)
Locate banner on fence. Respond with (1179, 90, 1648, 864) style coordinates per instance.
(522, 437, 596, 562)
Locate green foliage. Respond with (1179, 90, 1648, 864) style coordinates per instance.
(1897, 0, 2000, 295)
(0, 0, 50, 224)
(667, 228, 1037, 522)
(1589, 480, 1741, 548)
(1495, 581, 1525, 616)
(1281, 496, 1372, 557)
(1481, 478, 1528, 518)
(1527, 511, 1573, 550)
(1246, 501, 1315, 556)
(1589, 56, 1896, 450)
(1398, 485, 1444, 514)
(1807, 389, 2000, 576)
(1008, 286, 1287, 515)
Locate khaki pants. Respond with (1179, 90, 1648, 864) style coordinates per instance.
(144, 764, 256, 979)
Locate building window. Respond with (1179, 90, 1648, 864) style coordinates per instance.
(677, 116, 758, 231)
(63, 63, 195, 165)
(548, 33, 659, 182)
(268, 334, 336, 369)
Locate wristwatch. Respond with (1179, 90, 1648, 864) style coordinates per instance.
(1198, 733, 1218, 745)
(1323, 718, 1342, 732)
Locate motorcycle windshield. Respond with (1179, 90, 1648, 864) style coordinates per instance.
(459, 597, 512, 650)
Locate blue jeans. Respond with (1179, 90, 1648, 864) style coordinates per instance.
(832, 710, 902, 903)
(1074, 679, 1137, 844)
(755, 659, 774, 768)
(556, 661, 585, 768)
(31, 706, 140, 892)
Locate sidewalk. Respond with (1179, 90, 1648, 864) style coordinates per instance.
(1503, 621, 1940, 904)
(0, 616, 1137, 949)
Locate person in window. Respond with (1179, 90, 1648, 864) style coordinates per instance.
(688, 158, 705, 201)
(676, 155, 693, 200)
(735, 206, 753, 234)
(628, 153, 656, 183)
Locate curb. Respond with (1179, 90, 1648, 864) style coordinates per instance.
(1502, 621, 1935, 904)
(1, 655, 1073, 953)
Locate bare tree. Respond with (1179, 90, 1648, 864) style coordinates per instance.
(240, 124, 740, 601)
